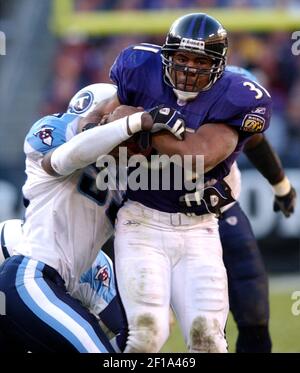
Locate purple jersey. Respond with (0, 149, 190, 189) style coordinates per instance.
(110, 43, 272, 213)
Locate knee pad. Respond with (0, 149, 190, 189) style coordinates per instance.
(236, 325, 272, 353)
(125, 312, 169, 353)
(188, 316, 227, 353)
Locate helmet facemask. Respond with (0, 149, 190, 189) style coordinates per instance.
(162, 51, 226, 98)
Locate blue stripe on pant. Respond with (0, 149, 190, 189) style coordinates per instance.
(0, 255, 115, 353)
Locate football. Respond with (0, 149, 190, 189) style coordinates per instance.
(110, 132, 153, 159)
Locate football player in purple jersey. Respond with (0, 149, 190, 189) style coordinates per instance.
(100, 12, 275, 353)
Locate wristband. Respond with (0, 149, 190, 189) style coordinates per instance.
(126, 112, 143, 135)
(272, 176, 291, 196)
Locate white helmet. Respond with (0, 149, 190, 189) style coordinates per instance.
(67, 83, 117, 118)
(0, 219, 23, 265)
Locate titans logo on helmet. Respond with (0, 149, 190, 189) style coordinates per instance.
(34, 126, 55, 147)
(68, 90, 94, 115)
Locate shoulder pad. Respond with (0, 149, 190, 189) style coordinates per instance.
(24, 113, 78, 155)
(110, 44, 161, 105)
(218, 72, 272, 134)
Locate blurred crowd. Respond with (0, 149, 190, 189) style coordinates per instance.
(41, 0, 300, 167)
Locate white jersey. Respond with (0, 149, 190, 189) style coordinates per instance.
(0, 219, 23, 264)
(222, 161, 241, 211)
(14, 113, 123, 293)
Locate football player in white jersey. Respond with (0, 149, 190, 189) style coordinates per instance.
(0, 83, 184, 353)
(0, 218, 127, 352)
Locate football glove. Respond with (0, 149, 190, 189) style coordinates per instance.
(273, 186, 297, 218)
(179, 180, 235, 217)
(147, 105, 186, 140)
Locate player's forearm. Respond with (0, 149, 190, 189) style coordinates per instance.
(152, 135, 222, 173)
(152, 132, 209, 170)
(152, 124, 238, 172)
(45, 113, 144, 176)
(243, 134, 287, 189)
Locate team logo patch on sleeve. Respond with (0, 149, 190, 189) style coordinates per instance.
(34, 126, 55, 146)
(95, 265, 110, 287)
(241, 114, 265, 133)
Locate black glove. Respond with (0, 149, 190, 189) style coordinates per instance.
(273, 186, 297, 218)
(147, 105, 186, 140)
(179, 180, 235, 217)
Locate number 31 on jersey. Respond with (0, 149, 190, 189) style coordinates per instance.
(243, 81, 271, 99)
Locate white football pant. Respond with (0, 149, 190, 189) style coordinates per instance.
(114, 200, 229, 353)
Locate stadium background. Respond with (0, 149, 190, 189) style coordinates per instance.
(0, 0, 299, 352)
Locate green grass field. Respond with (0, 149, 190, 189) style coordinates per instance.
(161, 278, 300, 353)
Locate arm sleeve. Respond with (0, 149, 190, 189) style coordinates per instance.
(244, 135, 285, 185)
(50, 114, 143, 176)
